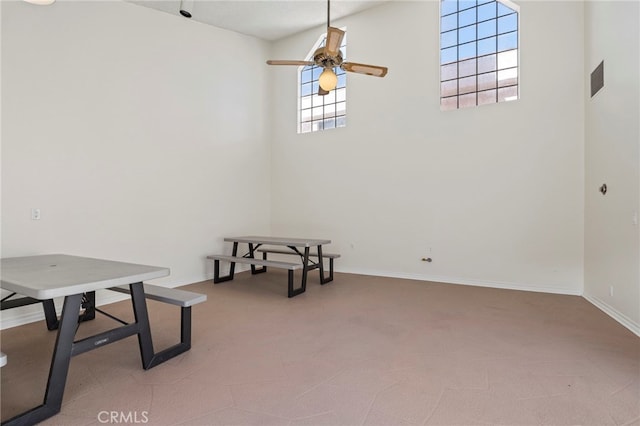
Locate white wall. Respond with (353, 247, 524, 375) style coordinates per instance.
(583, 0, 640, 334)
(7, 0, 635, 334)
(1, 1, 271, 327)
(269, 1, 585, 294)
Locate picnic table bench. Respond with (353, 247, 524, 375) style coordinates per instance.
(208, 236, 339, 297)
(0, 254, 206, 426)
(109, 283, 206, 356)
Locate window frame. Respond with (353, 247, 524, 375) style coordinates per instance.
(439, 0, 520, 111)
(297, 29, 347, 134)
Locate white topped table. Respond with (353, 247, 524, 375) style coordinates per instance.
(215, 236, 333, 297)
(223, 236, 331, 248)
(0, 254, 170, 426)
(1, 254, 168, 299)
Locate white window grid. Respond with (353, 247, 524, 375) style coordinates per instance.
(440, 0, 519, 110)
(298, 31, 347, 133)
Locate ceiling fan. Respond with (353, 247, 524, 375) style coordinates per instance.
(266, 0, 388, 96)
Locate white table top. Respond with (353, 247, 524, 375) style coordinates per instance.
(224, 236, 331, 247)
(0, 254, 169, 300)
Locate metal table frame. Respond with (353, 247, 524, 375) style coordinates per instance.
(0, 255, 174, 426)
(216, 236, 333, 297)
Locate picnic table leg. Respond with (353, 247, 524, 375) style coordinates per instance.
(214, 242, 238, 283)
(248, 243, 267, 275)
(301, 246, 310, 292)
(42, 291, 96, 331)
(317, 245, 334, 284)
(1, 294, 83, 426)
(287, 246, 309, 298)
(81, 291, 96, 321)
(42, 299, 59, 330)
(130, 282, 156, 369)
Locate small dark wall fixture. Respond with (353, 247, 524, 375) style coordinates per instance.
(591, 61, 604, 97)
(179, 0, 193, 18)
(599, 183, 607, 195)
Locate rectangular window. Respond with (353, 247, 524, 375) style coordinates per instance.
(298, 31, 347, 133)
(440, 0, 519, 111)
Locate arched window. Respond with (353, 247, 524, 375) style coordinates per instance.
(298, 30, 347, 133)
(440, 0, 519, 110)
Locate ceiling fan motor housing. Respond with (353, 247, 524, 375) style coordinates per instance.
(313, 47, 343, 68)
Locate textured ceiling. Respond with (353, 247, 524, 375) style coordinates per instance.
(127, 0, 390, 41)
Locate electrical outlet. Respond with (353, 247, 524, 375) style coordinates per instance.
(31, 208, 41, 220)
(609, 286, 614, 297)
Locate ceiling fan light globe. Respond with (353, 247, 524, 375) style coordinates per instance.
(319, 68, 338, 91)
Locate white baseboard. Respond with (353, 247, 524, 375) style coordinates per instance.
(583, 293, 640, 337)
(336, 267, 583, 296)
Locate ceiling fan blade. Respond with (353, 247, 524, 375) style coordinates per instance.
(266, 60, 314, 66)
(324, 27, 345, 57)
(318, 87, 330, 96)
(341, 62, 388, 77)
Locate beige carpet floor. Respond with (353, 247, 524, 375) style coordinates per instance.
(1, 270, 638, 425)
